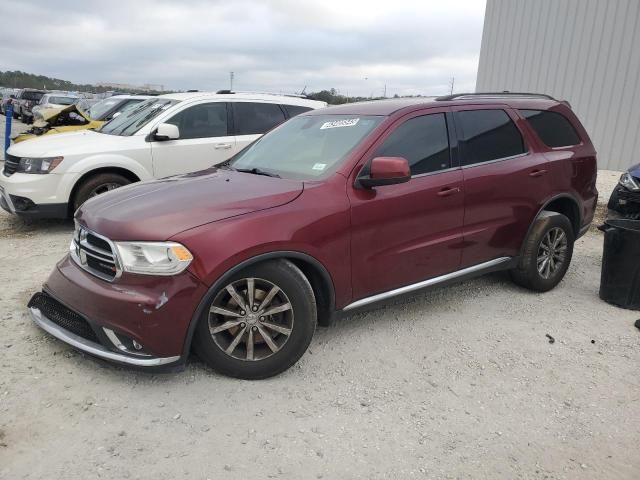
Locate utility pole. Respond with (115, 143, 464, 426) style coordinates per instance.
(449, 77, 455, 95)
(384, 84, 387, 98)
(229, 72, 234, 91)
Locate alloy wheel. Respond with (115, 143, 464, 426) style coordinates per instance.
(208, 277, 294, 361)
(537, 227, 568, 279)
(89, 182, 122, 198)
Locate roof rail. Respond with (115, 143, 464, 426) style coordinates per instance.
(435, 91, 557, 101)
(215, 89, 308, 99)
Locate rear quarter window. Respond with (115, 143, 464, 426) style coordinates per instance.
(283, 105, 312, 118)
(520, 109, 581, 148)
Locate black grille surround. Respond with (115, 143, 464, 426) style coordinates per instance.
(28, 292, 99, 343)
(3, 154, 19, 176)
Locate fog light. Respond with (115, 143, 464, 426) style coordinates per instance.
(103, 328, 150, 356)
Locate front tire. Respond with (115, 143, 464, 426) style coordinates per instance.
(72, 173, 131, 212)
(510, 212, 574, 292)
(193, 260, 317, 379)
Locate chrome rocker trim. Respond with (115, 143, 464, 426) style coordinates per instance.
(342, 257, 512, 311)
(30, 307, 181, 367)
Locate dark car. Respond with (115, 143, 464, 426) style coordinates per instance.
(14, 88, 47, 122)
(607, 164, 640, 218)
(28, 93, 598, 379)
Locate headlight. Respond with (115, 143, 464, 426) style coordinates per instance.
(17, 156, 63, 174)
(620, 172, 640, 191)
(114, 241, 193, 275)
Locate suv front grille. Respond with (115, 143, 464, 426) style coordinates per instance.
(70, 224, 121, 281)
(28, 292, 99, 343)
(3, 154, 19, 176)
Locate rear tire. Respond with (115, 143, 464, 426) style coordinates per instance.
(510, 212, 574, 292)
(72, 173, 131, 212)
(194, 259, 317, 379)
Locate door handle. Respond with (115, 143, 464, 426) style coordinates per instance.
(214, 143, 232, 150)
(437, 186, 461, 197)
(529, 169, 548, 178)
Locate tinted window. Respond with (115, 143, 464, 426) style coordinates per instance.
(375, 114, 450, 175)
(456, 110, 525, 165)
(166, 102, 227, 139)
(284, 104, 312, 118)
(234, 102, 286, 135)
(520, 109, 581, 147)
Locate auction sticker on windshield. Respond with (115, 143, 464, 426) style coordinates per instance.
(320, 118, 360, 129)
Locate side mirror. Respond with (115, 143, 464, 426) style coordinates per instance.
(359, 156, 411, 188)
(154, 123, 179, 141)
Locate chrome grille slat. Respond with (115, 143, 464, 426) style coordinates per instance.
(70, 224, 121, 282)
(3, 154, 19, 176)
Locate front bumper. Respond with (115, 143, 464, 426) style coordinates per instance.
(0, 171, 69, 218)
(31, 255, 208, 368)
(30, 305, 181, 367)
(608, 185, 640, 216)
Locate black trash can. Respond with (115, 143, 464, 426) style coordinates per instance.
(599, 219, 640, 310)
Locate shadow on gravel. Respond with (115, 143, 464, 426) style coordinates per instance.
(0, 215, 73, 239)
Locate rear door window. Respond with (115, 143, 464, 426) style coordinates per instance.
(233, 102, 286, 135)
(455, 109, 526, 166)
(283, 104, 313, 118)
(520, 109, 581, 147)
(166, 102, 228, 139)
(375, 113, 451, 175)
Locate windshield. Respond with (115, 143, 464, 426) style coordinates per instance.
(229, 115, 383, 180)
(48, 96, 77, 105)
(98, 98, 179, 136)
(86, 97, 124, 120)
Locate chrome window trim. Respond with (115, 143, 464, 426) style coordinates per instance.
(342, 257, 512, 311)
(411, 166, 460, 179)
(30, 307, 181, 367)
(461, 151, 530, 169)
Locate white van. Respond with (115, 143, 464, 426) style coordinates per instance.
(0, 92, 326, 218)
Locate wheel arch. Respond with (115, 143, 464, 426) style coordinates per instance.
(540, 194, 582, 237)
(519, 194, 582, 257)
(182, 251, 337, 356)
(68, 166, 141, 215)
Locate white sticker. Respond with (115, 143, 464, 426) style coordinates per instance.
(312, 163, 327, 171)
(320, 118, 360, 130)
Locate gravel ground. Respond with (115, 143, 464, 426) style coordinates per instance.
(0, 139, 638, 478)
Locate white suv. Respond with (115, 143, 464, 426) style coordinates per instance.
(0, 92, 326, 218)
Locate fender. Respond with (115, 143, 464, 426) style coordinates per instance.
(181, 250, 336, 357)
(519, 193, 582, 258)
(58, 154, 153, 202)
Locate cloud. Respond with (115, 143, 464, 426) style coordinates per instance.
(0, 0, 485, 96)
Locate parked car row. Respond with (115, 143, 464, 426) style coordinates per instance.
(0, 87, 83, 123)
(1, 91, 326, 217)
(13, 94, 152, 144)
(4, 91, 598, 379)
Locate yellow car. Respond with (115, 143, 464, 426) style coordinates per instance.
(13, 95, 151, 143)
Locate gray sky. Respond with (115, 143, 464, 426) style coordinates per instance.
(0, 0, 486, 96)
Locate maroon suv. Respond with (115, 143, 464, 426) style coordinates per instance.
(28, 93, 598, 379)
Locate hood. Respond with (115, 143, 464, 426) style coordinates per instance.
(7, 129, 131, 157)
(629, 163, 640, 178)
(32, 104, 90, 128)
(76, 168, 304, 241)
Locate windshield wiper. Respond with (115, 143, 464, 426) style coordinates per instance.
(234, 167, 280, 178)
